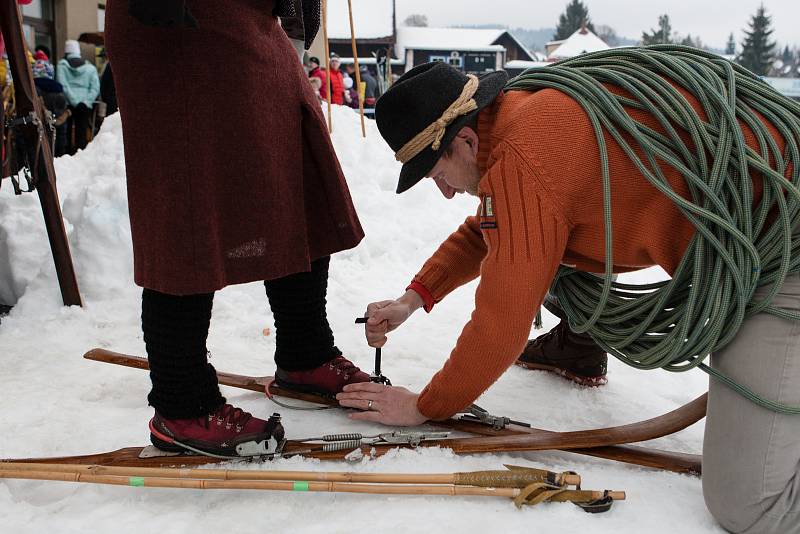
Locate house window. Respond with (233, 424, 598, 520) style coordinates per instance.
(448, 51, 463, 68)
(21, 0, 55, 56)
(429, 55, 448, 63)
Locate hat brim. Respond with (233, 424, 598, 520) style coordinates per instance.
(396, 70, 508, 194)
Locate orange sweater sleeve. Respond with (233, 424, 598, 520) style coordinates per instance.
(411, 208, 488, 303)
(416, 144, 570, 420)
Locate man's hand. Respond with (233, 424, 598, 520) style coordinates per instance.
(337, 383, 427, 426)
(363, 290, 424, 348)
(129, 0, 198, 28)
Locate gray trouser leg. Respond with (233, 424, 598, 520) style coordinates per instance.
(703, 272, 800, 533)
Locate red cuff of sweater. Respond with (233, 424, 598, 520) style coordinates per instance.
(406, 281, 435, 313)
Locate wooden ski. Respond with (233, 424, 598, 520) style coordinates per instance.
(0, 0, 82, 306)
(80, 348, 704, 474)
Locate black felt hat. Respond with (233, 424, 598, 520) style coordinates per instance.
(375, 62, 508, 194)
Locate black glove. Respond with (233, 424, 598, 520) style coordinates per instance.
(129, 0, 198, 28)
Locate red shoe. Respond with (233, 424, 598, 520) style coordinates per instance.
(149, 403, 285, 457)
(275, 355, 370, 398)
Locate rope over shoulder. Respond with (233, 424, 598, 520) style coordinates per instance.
(506, 45, 800, 414)
(395, 74, 479, 164)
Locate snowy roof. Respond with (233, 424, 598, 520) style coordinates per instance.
(547, 27, 609, 59)
(505, 60, 551, 70)
(396, 27, 507, 56)
(326, 0, 394, 40)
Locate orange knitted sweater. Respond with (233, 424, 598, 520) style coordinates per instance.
(413, 87, 784, 420)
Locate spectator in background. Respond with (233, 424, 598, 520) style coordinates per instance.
(308, 76, 323, 103)
(343, 76, 358, 109)
(32, 51, 69, 156)
(34, 45, 52, 61)
(56, 39, 99, 154)
(328, 54, 344, 105)
(100, 61, 117, 115)
(359, 65, 379, 108)
(307, 56, 327, 100)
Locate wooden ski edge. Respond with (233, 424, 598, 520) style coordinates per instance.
(82, 348, 703, 474)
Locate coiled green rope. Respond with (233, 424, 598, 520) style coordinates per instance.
(506, 45, 800, 413)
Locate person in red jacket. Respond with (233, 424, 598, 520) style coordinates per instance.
(307, 56, 327, 100)
(328, 54, 344, 105)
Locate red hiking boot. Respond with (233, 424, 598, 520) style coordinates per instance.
(275, 355, 370, 398)
(515, 320, 608, 386)
(149, 404, 285, 457)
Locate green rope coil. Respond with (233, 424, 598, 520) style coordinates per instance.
(506, 45, 800, 413)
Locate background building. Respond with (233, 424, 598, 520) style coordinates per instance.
(19, 0, 104, 60)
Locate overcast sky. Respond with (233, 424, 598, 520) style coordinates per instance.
(395, 0, 800, 50)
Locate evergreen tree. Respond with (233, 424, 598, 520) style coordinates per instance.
(680, 34, 695, 48)
(738, 5, 776, 76)
(781, 45, 792, 64)
(553, 0, 595, 40)
(725, 33, 736, 55)
(642, 14, 672, 45)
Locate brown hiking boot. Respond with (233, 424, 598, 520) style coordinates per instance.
(516, 320, 608, 386)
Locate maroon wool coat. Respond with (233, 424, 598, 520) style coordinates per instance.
(105, 0, 363, 295)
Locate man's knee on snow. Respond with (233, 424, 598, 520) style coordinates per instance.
(703, 476, 795, 534)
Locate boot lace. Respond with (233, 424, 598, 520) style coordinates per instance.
(533, 320, 567, 349)
(328, 356, 361, 380)
(204, 404, 253, 433)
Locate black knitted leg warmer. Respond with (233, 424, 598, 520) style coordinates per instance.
(264, 256, 341, 371)
(142, 288, 225, 419)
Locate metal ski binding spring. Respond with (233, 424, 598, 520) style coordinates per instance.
(355, 316, 392, 385)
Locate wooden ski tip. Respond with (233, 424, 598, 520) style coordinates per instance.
(607, 491, 626, 500)
(83, 348, 103, 360)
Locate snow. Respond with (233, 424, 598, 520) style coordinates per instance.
(396, 27, 506, 56)
(326, 0, 394, 40)
(0, 107, 717, 532)
(548, 28, 610, 60)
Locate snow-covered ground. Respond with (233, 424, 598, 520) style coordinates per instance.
(0, 107, 715, 533)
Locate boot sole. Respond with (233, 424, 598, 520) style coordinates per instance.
(515, 360, 608, 387)
(273, 376, 338, 400)
(149, 419, 266, 458)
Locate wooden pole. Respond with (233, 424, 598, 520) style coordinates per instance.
(321, 0, 333, 133)
(0, 462, 581, 487)
(346, 0, 366, 137)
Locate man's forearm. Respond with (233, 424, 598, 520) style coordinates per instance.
(397, 288, 425, 313)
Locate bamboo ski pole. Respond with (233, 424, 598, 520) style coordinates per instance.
(347, 0, 366, 137)
(0, 462, 580, 488)
(0, 467, 625, 505)
(321, 0, 333, 133)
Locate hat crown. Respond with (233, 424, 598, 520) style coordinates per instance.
(376, 62, 473, 154)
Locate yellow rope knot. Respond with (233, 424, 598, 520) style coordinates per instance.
(395, 75, 480, 164)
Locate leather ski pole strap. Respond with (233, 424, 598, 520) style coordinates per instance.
(453, 465, 580, 488)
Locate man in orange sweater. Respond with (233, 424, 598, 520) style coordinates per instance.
(337, 61, 800, 534)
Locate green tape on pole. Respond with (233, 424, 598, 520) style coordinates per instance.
(292, 481, 309, 491)
(129, 477, 145, 487)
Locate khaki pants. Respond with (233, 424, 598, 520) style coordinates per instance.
(703, 272, 800, 533)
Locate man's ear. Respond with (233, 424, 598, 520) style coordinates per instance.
(457, 127, 480, 159)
